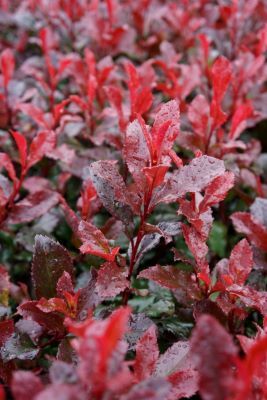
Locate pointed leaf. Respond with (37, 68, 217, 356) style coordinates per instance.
(0, 153, 17, 184)
(211, 56, 232, 104)
(200, 171, 235, 211)
(27, 130, 56, 169)
(0, 49, 15, 89)
(10, 131, 27, 170)
(152, 100, 180, 163)
(228, 239, 253, 285)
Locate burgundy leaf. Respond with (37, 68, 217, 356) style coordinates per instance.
(32, 235, 73, 299)
(0, 320, 14, 347)
(138, 265, 184, 289)
(18, 301, 65, 336)
(89, 160, 134, 224)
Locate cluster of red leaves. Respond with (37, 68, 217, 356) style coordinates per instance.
(0, 1, 267, 399)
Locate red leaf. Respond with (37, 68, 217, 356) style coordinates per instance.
(0, 49, 15, 89)
(231, 212, 267, 252)
(134, 325, 159, 381)
(211, 56, 232, 105)
(143, 165, 169, 188)
(78, 220, 120, 261)
(0, 153, 17, 184)
(182, 224, 209, 273)
(152, 100, 180, 164)
(96, 262, 129, 298)
(10, 130, 27, 170)
(5, 190, 59, 225)
(200, 171, 235, 211)
(27, 130, 56, 169)
(229, 101, 254, 140)
(228, 239, 253, 285)
(210, 56, 232, 128)
(0, 385, 5, 400)
(191, 315, 239, 400)
(134, 86, 153, 116)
